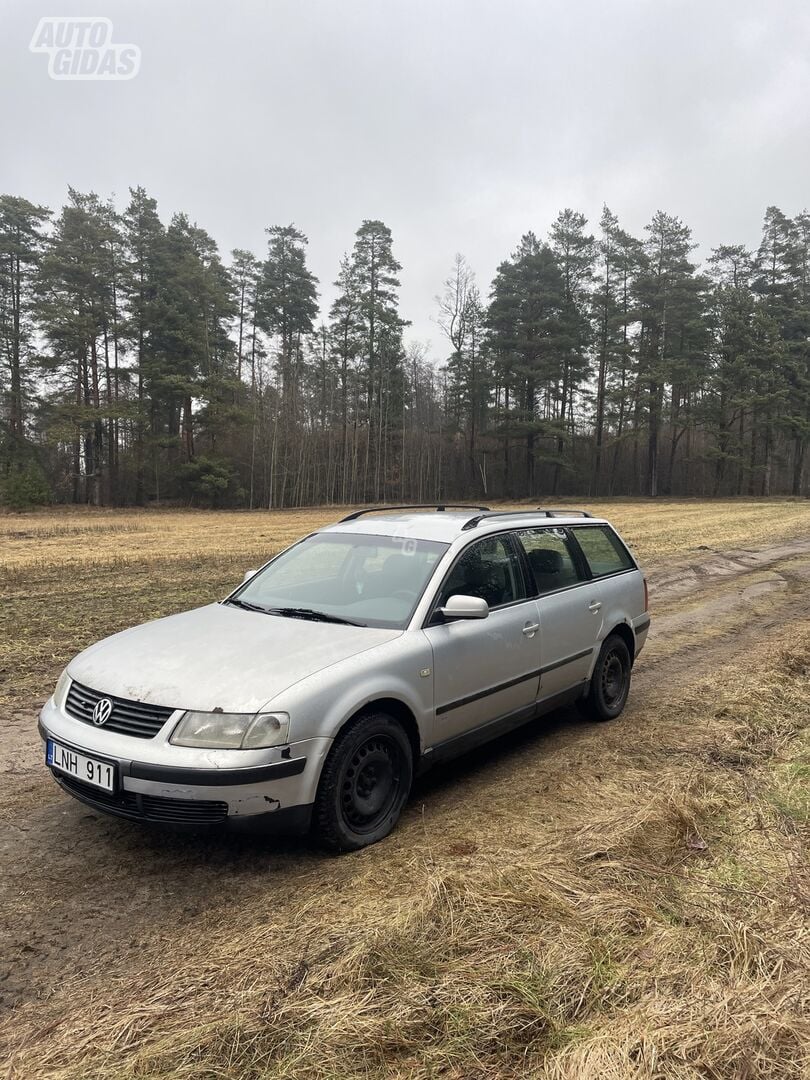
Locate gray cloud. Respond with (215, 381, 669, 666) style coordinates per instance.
(3, 0, 810, 353)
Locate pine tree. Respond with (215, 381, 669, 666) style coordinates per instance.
(788, 210, 810, 494)
(0, 195, 50, 479)
(347, 220, 406, 501)
(705, 245, 757, 495)
(487, 233, 565, 495)
(230, 249, 259, 388)
(752, 207, 800, 495)
(329, 254, 365, 501)
(121, 187, 166, 503)
(437, 255, 490, 492)
(549, 209, 595, 493)
(37, 189, 124, 505)
(753, 207, 810, 495)
(157, 215, 237, 494)
(259, 225, 319, 405)
(257, 225, 319, 506)
(635, 211, 703, 496)
(592, 207, 642, 493)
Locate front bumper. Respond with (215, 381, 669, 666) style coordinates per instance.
(39, 695, 331, 833)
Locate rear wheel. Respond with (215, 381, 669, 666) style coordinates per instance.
(313, 712, 413, 852)
(579, 634, 632, 721)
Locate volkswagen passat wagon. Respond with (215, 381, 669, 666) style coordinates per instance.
(40, 506, 650, 851)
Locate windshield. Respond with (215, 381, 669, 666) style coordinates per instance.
(230, 532, 448, 629)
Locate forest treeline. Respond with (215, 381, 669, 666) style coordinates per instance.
(1, 189, 808, 509)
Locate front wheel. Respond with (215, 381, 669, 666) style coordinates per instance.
(313, 712, 413, 852)
(579, 634, 632, 722)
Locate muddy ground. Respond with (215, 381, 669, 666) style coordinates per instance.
(1, 533, 809, 1054)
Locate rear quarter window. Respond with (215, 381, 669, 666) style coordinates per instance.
(572, 526, 635, 577)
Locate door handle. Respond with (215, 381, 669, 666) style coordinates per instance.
(522, 622, 540, 636)
(588, 600, 602, 613)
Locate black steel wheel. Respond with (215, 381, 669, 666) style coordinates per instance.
(579, 634, 632, 722)
(314, 712, 413, 852)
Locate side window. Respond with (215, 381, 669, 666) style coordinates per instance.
(572, 526, 634, 578)
(438, 535, 526, 610)
(517, 528, 583, 594)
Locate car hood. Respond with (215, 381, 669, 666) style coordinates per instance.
(67, 603, 401, 713)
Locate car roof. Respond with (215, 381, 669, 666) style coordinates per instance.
(324, 510, 609, 544)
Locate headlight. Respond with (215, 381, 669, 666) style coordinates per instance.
(53, 668, 71, 708)
(170, 711, 290, 749)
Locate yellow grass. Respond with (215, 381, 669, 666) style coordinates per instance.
(1, 500, 809, 1078)
(3, 498, 810, 573)
(3, 622, 809, 1079)
(3, 498, 809, 712)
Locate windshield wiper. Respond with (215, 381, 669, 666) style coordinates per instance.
(266, 607, 366, 627)
(226, 598, 272, 614)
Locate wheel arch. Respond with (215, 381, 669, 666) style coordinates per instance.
(606, 621, 636, 664)
(345, 697, 422, 769)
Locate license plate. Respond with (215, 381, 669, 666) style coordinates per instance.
(47, 739, 116, 793)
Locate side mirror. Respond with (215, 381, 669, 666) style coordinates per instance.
(439, 594, 489, 620)
(242, 569, 258, 584)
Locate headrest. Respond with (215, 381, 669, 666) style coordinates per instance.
(529, 548, 563, 574)
(383, 554, 412, 576)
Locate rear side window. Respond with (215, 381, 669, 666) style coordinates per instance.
(572, 526, 634, 577)
(516, 528, 584, 594)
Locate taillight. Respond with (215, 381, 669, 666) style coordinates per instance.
(643, 577, 649, 612)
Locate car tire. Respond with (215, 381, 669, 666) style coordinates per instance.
(578, 634, 632, 722)
(313, 712, 413, 852)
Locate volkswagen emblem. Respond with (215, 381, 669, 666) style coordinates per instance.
(92, 697, 113, 726)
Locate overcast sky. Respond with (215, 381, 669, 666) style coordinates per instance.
(4, 0, 810, 355)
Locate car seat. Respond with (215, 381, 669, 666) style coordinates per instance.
(528, 547, 565, 593)
(380, 553, 417, 594)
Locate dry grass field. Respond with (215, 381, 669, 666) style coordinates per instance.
(1, 499, 809, 1079)
(2, 498, 808, 712)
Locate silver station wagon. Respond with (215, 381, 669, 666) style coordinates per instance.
(40, 506, 650, 851)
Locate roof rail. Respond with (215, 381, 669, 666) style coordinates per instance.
(461, 507, 593, 531)
(537, 508, 593, 518)
(339, 503, 490, 523)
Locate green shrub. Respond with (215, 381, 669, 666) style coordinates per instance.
(177, 456, 245, 508)
(1, 460, 51, 509)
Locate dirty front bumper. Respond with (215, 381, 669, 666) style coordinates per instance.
(39, 696, 331, 834)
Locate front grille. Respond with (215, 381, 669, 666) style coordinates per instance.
(55, 773, 228, 825)
(66, 680, 176, 739)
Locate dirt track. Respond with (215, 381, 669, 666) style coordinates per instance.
(1, 534, 809, 1036)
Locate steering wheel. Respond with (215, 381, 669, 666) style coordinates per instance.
(391, 589, 417, 601)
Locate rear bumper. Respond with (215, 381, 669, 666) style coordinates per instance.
(39, 697, 330, 833)
(633, 615, 651, 655)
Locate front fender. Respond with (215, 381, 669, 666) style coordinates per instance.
(266, 632, 435, 752)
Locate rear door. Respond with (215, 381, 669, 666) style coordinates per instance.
(515, 527, 601, 702)
(568, 523, 642, 639)
(424, 533, 542, 746)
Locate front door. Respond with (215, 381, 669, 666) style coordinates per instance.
(423, 533, 542, 746)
